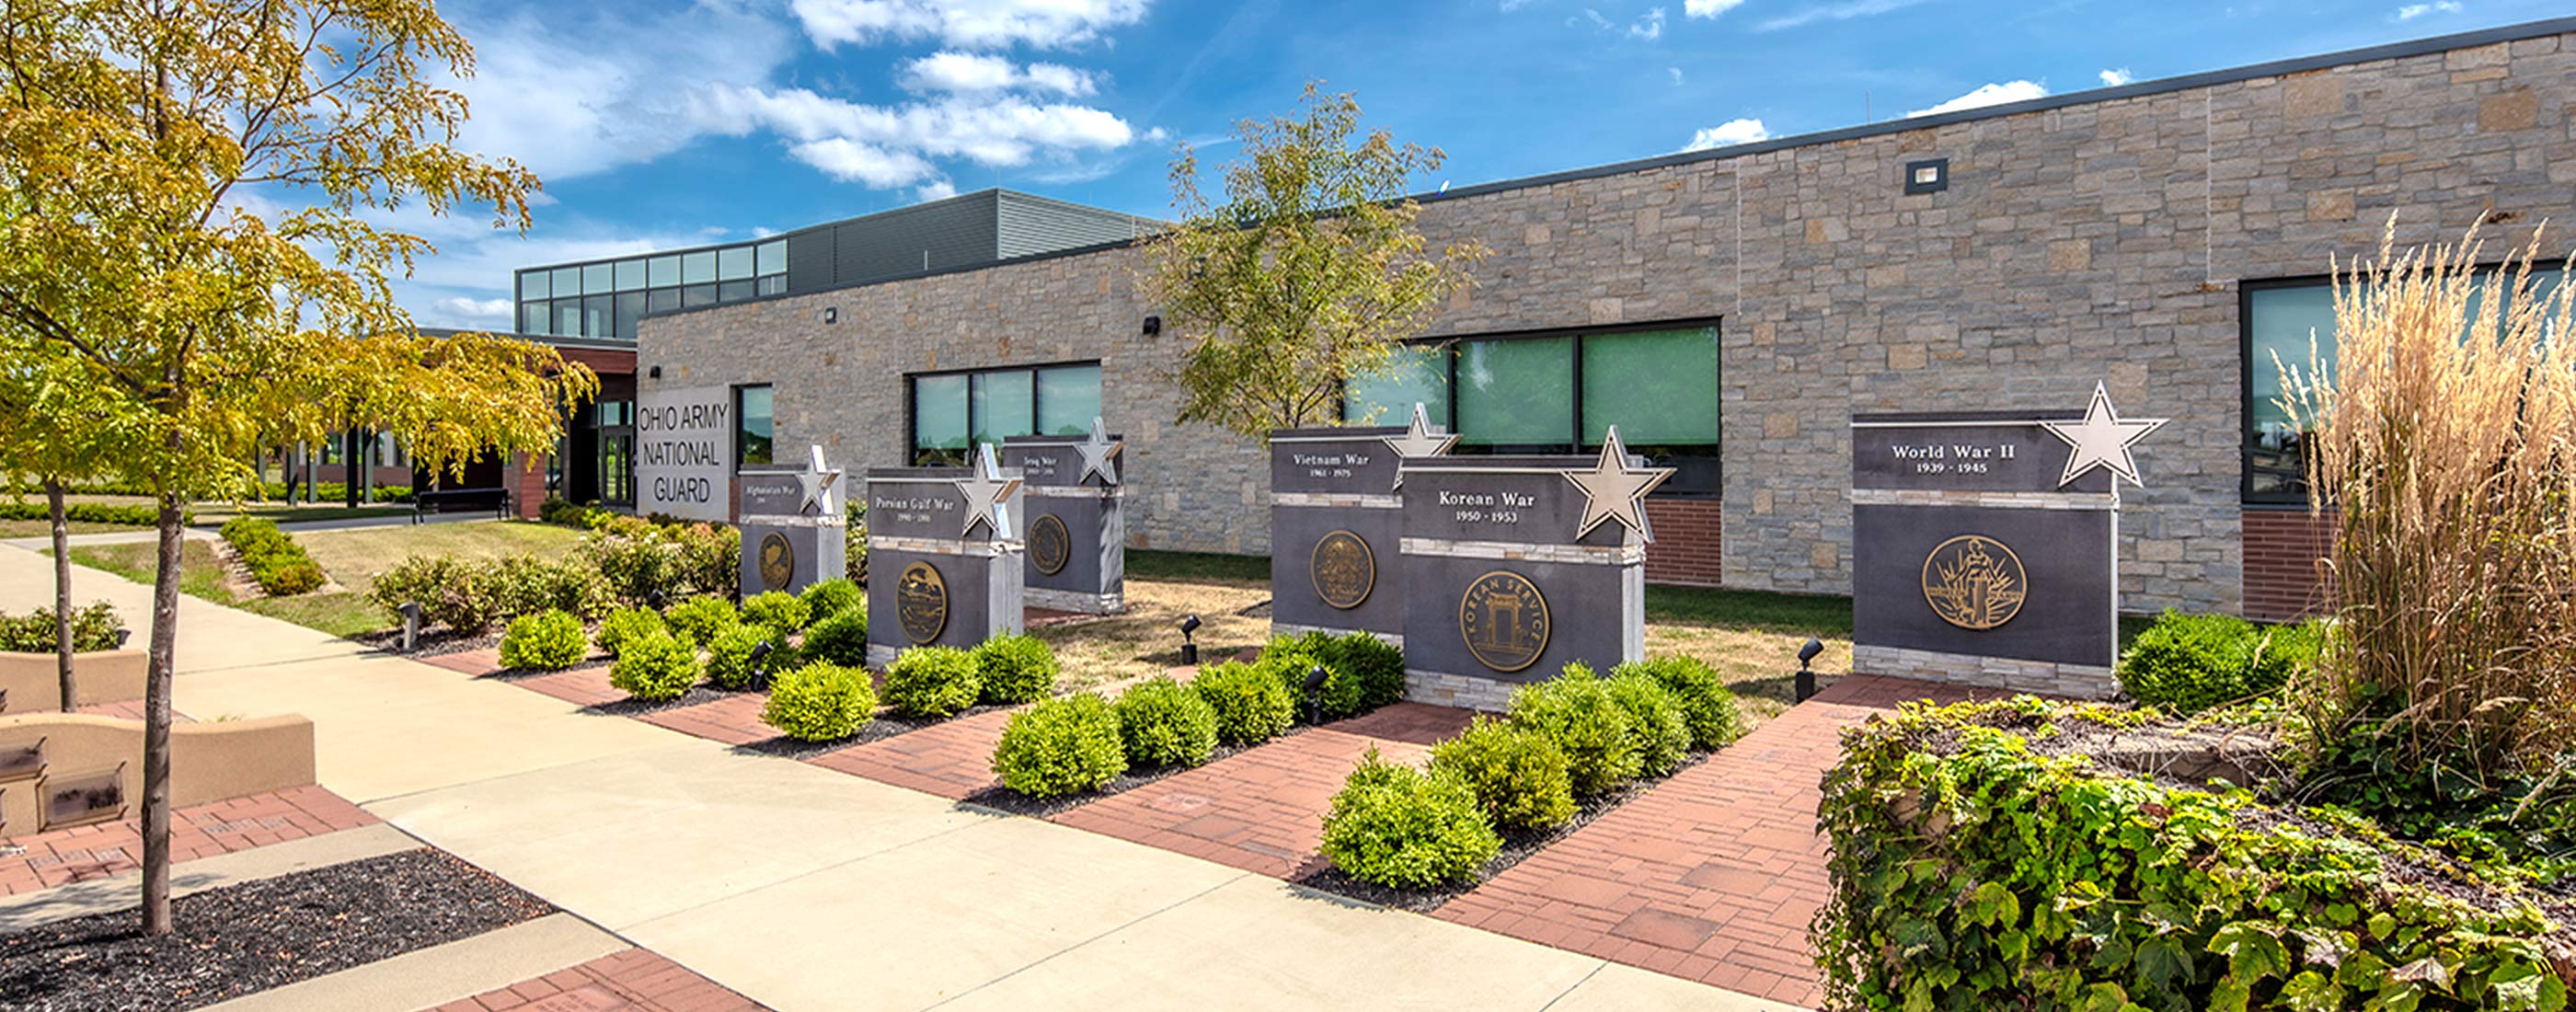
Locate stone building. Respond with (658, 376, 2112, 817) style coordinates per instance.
(608, 17, 2576, 622)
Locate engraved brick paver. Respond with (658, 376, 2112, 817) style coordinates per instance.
(1049, 702, 1478, 878)
(1432, 674, 2003, 1007)
(420, 947, 767, 1012)
(806, 708, 1020, 799)
(0, 783, 378, 896)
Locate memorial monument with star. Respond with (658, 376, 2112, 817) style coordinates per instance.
(861, 443, 1028, 667)
(1269, 404, 1457, 645)
(1002, 418, 1129, 615)
(736, 445, 847, 597)
(1847, 382, 2165, 696)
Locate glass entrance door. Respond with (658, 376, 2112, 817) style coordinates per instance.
(596, 399, 636, 508)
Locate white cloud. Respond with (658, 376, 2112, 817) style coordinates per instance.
(2396, 1, 2462, 18)
(434, 296, 514, 322)
(1668, 66, 1685, 85)
(789, 139, 940, 187)
(1685, 0, 1745, 16)
(790, 0, 1151, 50)
(915, 180, 961, 201)
(1756, 0, 1927, 31)
(2099, 67, 2133, 86)
(902, 52, 1099, 96)
(696, 84, 1136, 193)
(1908, 80, 2048, 117)
(1682, 118, 1771, 151)
(1628, 6, 1666, 38)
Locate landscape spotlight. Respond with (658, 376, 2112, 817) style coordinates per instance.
(397, 602, 424, 653)
(648, 589, 666, 612)
(1796, 637, 1824, 703)
(1178, 614, 1202, 665)
(747, 640, 776, 688)
(1303, 664, 1330, 726)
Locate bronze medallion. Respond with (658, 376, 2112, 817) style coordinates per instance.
(757, 531, 796, 592)
(1310, 530, 1376, 610)
(1030, 513, 1072, 576)
(895, 561, 950, 644)
(1921, 535, 2028, 630)
(1458, 570, 1549, 673)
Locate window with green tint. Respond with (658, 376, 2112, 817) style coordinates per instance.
(647, 288, 679, 314)
(1581, 328, 1719, 445)
(648, 255, 680, 287)
(756, 240, 786, 276)
(551, 266, 580, 296)
(1343, 345, 1450, 425)
(519, 270, 549, 300)
(581, 262, 613, 293)
(970, 370, 1036, 447)
(614, 292, 645, 339)
(682, 284, 717, 308)
(520, 302, 550, 335)
(615, 259, 647, 291)
(1455, 338, 1573, 446)
(553, 299, 581, 336)
(682, 251, 716, 284)
(717, 280, 755, 303)
(914, 374, 970, 460)
(582, 294, 613, 337)
(1036, 365, 1103, 434)
(719, 247, 754, 281)
(735, 385, 774, 466)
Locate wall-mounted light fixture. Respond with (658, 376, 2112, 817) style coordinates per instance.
(1903, 158, 1949, 195)
(823, 306, 839, 324)
(648, 365, 662, 379)
(1142, 315, 1162, 338)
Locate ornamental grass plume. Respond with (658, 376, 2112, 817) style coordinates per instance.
(2275, 218, 2576, 778)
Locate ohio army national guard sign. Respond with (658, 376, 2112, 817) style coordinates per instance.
(1849, 382, 2164, 697)
(1310, 529, 1376, 610)
(895, 561, 949, 644)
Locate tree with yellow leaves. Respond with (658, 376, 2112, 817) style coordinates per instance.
(0, 0, 594, 934)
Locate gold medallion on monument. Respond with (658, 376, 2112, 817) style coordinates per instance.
(1458, 570, 1549, 673)
(1921, 535, 2028, 630)
(1310, 530, 1375, 610)
(896, 561, 949, 644)
(757, 531, 795, 592)
(1029, 513, 1072, 576)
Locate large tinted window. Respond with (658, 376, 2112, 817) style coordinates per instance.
(1036, 364, 1103, 435)
(1343, 345, 1448, 426)
(1456, 337, 1574, 448)
(970, 371, 1036, 447)
(735, 385, 774, 466)
(913, 374, 971, 463)
(909, 362, 1103, 466)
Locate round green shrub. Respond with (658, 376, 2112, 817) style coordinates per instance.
(498, 610, 588, 671)
(1314, 631, 1407, 719)
(1505, 664, 1639, 796)
(973, 634, 1060, 704)
(800, 607, 870, 667)
(1427, 718, 1577, 831)
(1114, 676, 1219, 768)
(799, 578, 863, 621)
(706, 623, 792, 690)
(1603, 672, 1691, 777)
(1614, 656, 1743, 750)
(608, 629, 699, 701)
(740, 591, 811, 632)
(991, 694, 1127, 798)
(1319, 749, 1501, 890)
(1193, 660, 1296, 744)
(2117, 610, 2325, 715)
(594, 605, 667, 658)
(760, 661, 877, 742)
(881, 646, 982, 719)
(662, 595, 741, 646)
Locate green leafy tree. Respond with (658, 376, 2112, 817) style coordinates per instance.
(0, 0, 592, 935)
(1143, 84, 1488, 439)
(0, 342, 144, 710)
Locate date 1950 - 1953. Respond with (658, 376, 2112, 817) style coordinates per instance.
(1891, 442, 2015, 476)
(1439, 489, 1533, 525)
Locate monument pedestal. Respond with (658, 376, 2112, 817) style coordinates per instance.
(736, 454, 845, 596)
(1002, 425, 1125, 615)
(1269, 426, 1409, 645)
(863, 454, 1026, 668)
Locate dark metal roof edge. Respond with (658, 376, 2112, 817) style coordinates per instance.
(1415, 16, 2576, 207)
(638, 234, 1147, 324)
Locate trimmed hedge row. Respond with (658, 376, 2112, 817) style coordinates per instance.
(371, 554, 615, 636)
(2118, 609, 2324, 715)
(0, 501, 184, 526)
(1814, 697, 2571, 1012)
(219, 517, 324, 595)
(0, 602, 124, 653)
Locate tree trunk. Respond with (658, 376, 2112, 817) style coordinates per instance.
(344, 428, 360, 509)
(48, 479, 74, 713)
(140, 494, 180, 936)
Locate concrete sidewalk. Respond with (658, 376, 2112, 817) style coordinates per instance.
(0, 546, 1795, 1011)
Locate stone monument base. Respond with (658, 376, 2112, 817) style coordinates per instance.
(1851, 643, 2116, 697)
(1401, 669, 1518, 712)
(1026, 587, 1124, 614)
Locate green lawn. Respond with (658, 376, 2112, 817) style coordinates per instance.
(190, 503, 416, 524)
(0, 519, 138, 539)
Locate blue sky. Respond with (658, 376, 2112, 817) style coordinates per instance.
(397, 0, 2570, 328)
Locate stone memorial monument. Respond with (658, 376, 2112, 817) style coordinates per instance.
(1397, 427, 1671, 711)
(737, 445, 847, 597)
(1270, 405, 1456, 644)
(863, 444, 1026, 667)
(1001, 419, 1126, 615)
(1849, 382, 2165, 696)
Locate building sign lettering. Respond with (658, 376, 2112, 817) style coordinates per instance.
(636, 385, 734, 522)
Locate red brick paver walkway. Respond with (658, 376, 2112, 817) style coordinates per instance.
(503, 668, 626, 708)
(420, 947, 767, 1012)
(1049, 702, 1478, 878)
(0, 783, 379, 897)
(807, 708, 1020, 799)
(1432, 674, 2000, 1007)
(420, 648, 504, 676)
(638, 693, 776, 746)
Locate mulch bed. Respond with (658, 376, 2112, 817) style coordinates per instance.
(961, 728, 1313, 818)
(1291, 750, 1716, 914)
(0, 848, 555, 1012)
(353, 627, 500, 659)
(731, 703, 1017, 760)
(578, 683, 752, 717)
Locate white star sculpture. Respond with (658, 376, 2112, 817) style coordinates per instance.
(1563, 426, 1674, 541)
(796, 444, 843, 515)
(1380, 402, 1459, 489)
(1075, 417, 1123, 486)
(952, 443, 1024, 538)
(2041, 381, 2168, 488)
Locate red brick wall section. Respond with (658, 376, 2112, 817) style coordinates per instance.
(2242, 508, 2332, 623)
(506, 452, 546, 520)
(1642, 498, 1722, 588)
